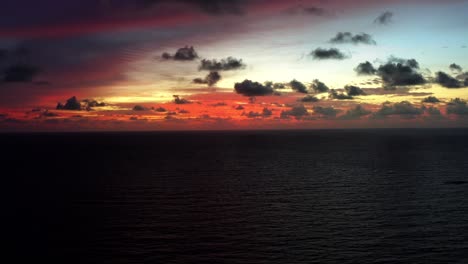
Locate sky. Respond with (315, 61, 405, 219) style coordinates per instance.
(1, 0, 468, 131)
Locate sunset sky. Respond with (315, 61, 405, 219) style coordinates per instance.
(1, 0, 468, 131)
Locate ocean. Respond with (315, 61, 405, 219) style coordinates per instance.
(3, 129, 468, 263)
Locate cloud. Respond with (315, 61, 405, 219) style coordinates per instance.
(377, 58, 426, 88)
(245, 107, 273, 118)
(142, 0, 246, 15)
(422, 96, 441, 103)
(132, 105, 148, 111)
(300, 95, 319, 102)
(2, 64, 40, 82)
(234, 79, 274, 96)
(329, 89, 353, 100)
(313, 106, 340, 118)
(193, 71, 222, 86)
(329, 32, 376, 45)
(435, 71, 464, 88)
(173, 95, 191, 104)
(339, 105, 371, 120)
(280, 105, 308, 119)
(447, 98, 468, 115)
(374, 101, 423, 118)
(56, 96, 82, 111)
(344, 85, 366, 96)
(374, 11, 393, 25)
(355, 61, 377, 75)
(162, 46, 198, 61)
(310, 48, 347, 60)
(449, 63, 463, 73)
(289, 79, 308, 93)
(311, 79, 329, 93)
(199, 57, 246, 71)
(302, 7, 327, 16)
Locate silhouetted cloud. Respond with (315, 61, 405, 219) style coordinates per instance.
(449, 63, 463, 73)
(344, 85, 366, 96)
(311, 79, 329, 93)
(329, 89, 353, 100)
(2, 64, 40, 82)
(375, 11, 393, 25)
(355, 61, 377, 75)
(377, 58, 426, 88)
(310, 48, 347, 60)
(447, 98, 468, 115)
(199, 57, 246, 71)
(289, 79, 308, 93)
(313, 106, 340, 117)
(422, 96, 441, 103)
(245, 107, 273, 118)
(193, 71, 221, 86)
(132, 105, 148, 111)
(56, 96, 82, 111)
(300, 95, 319, 102)
(339, 105, 371, 120)
(280, 105, 308, 119)
(435, 71, 464, 88)
(374, 101, 423, 118)
(161, 46, 198, 61)
(173, 95, 191, 104)
(330, 32, 376, 45)
(234, 79, 274, 96)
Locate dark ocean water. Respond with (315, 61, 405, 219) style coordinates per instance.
(3, 129, 468, 263)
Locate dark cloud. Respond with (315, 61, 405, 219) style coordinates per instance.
(329, 32, 376, 45)
(311, 79, 329, 93)
(280, 105, 308, 119)
(425, 106, 442, 116)
(199, 57, 246, 71)
(377, 58, 426, 88)
(422, 96, 441, 103)
(56, 96, 82, 111)
(339, 105, 371, 120)
(2, 64, 40, 82)
(162, 46, 198, 61)
(310, 48, 347, 60)
(300, 95, 319, 102)
(435, 71, 464, 88)
(447, 98, 468, 115)
(234, 79, 274, 96)
(193, 71, 221, 86)
(289, 79, 308, 93)
(313, 106, 340, 118)
(264, 82, 286, 89)
(245, 107, 273, 118)
(449, 63, 463, 73)
(155, 107, 167, 112)
(303, 7, 327, 16)
(375, 11, 393, 25)
(344, 85, 366, 96)
(82, 99, 106, 108)
(374, 101, 423, 118)
(142, 0, 246, 15)
(173, 95, 191, 104)
(329, 89, 353, 100)
(355, 61, 377, 75)
(132, 105, 148, 111)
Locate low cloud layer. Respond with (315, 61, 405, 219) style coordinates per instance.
(355, 61, 377, 75)
(162, 46, 198, 61)
(234, 79, 274, 96)
(199, 57, 246, 71)
(193, 71, 222, 86)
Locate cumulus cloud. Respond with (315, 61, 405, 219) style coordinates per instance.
(300, 95, 319, 102)
(449, 63, 463, 73)
(173, 95, 191, 104)
(355, 61, 377, 75)
(435, 71, 464, 88)
(161, 46, 198, 61)
(339, 105, 371, 120)
(280, 105, 308, 119)
(374, 11, 393, 25)
(56, 96, 82, 111)
(310, 48, 347, 60)
(377, 58, 426, 88)
(289, 79, 308, 93)
(193, 71, 221, 86)
(374, 101, 423, 118)
(329, 32, 376, 45)
(329, 89, 353, 100)
(447, 98, 468, 115)
(344, 85, 366, 96)
(245, 108, 273, 118)
(311, 79, 329, 93)
(199, 57, 246, 71)
(2, 64, 40, 82)
(313, 106, 340, 118)
(422, 96, 441, 103)
(234, 79, 274, 96)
